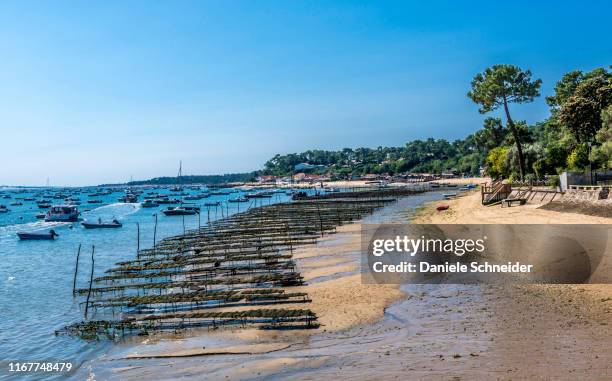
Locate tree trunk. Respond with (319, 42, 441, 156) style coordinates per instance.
(503, 98, 526, 180)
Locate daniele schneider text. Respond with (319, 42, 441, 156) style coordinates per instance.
(369, 236, 533, 274)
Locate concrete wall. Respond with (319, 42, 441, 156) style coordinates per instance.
(560, 172, 589, 192)
(560, 170, 612, 192)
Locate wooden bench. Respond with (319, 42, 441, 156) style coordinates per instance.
(501, 198, 527, 207)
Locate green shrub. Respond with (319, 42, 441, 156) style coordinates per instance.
(485, 147, 509, 179)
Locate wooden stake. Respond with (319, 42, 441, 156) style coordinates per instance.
(153, 213, 158, 246)
(84, 245, 95, 319)
(72, 243, 82, 295)
(316, 203, 323, 237)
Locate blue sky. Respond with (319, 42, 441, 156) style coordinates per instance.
(0, 1, 610, 185)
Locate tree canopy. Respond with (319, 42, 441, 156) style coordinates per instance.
(467, 64, 542, 179)
(467, 64, 542, 114)
(556, 67, 612, 142)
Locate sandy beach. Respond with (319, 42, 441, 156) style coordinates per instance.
(411, 188, 611, 224)
(409, 189, 612, 379)
(89, 187, 612, 380)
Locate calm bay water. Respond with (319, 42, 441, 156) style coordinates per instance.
(0, 184, 441, 380)
(81, 189, 449, 381)
(0, 186, 299, 380)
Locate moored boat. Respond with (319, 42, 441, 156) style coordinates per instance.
(141, 200, 159, 208)
(162, 204, 200, 216)
(17, 229, 59, 241)
(118, 194, 138, 203)
(324, 187, 340, 193)
(292, 191, 308, 200)
(81, 219, 122, 229)
(228, 197, 249, 203)
(245, 191, 273, 199)
(45, 205, 79, 222)
(155, 198, 181, 204)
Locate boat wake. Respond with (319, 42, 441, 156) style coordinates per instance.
(82, 203, 141, 220)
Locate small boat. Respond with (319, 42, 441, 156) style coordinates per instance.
(35, 213, 45, 219)
(10, 202, 23, 206)
(87, 200, 103, 204)
(204, 201, 221, 207)
(292, 191, 308, 200)
(81, 219, 122, 229)
(430, 183, 440, 188)
(436, 205, 450, 211)
(118, 194, 138, 203)
(443, 193, 457, 199)
(141, 200, 159, 208)
(17, 229, 59, 241)
(0, 205, 9, 213)
(162, 205, 200, 216)
(245, 191, 273, 199)
(228, 197, 248, 203)
(155, 198, 181, 204)
(37, 203, 51, 209)
(45, 205, 79, 222)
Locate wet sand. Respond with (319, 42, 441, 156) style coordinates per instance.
(408, 189, 612, 379)
(87, 189, 611, 380)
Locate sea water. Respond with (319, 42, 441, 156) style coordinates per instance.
(81, 190, 451, 380)
(0, 186, 300, 380)
(0, 185, 442, 380)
